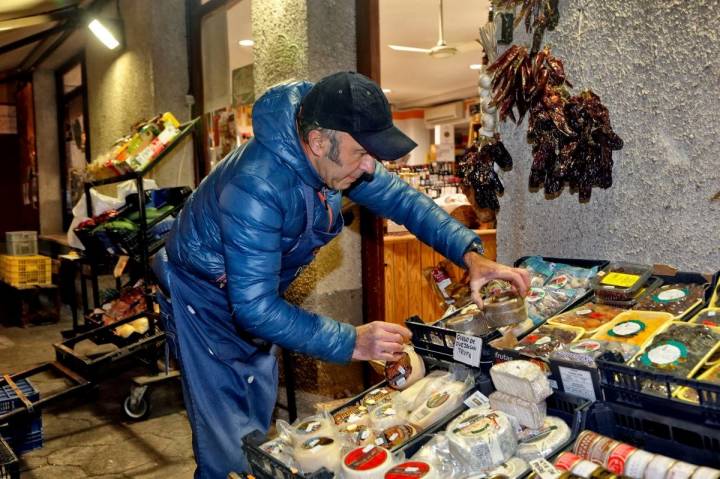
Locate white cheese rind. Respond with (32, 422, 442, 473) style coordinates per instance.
(490, 360, 552, 403)
(515, 416, 571, 460)
(294, 436, 340, 474)
(408, 381, 467, 430)
(489, 391, 547, 429)
(446, 408, 517, 470)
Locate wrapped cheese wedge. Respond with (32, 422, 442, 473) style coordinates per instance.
(446, 408, 517, 470)
(516, 416, 571, 460)
(490, 360, 552, 403)
(287, 415, 334, 446)
(408, 380, 467, 430)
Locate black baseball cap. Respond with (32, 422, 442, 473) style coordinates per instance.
(300, 71, 417, 161)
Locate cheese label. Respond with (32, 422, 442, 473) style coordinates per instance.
(641, 340, 687, 367)
(381, 424, 416, 449)
(363, 388, 393, 407)
(344, 446, 388, 470)
(375, 404, 397, 418)
(334, 405, 368, 425)
(297, 420, 322, 434)
(301, 436, 333, 451)
(601, 272, 640, 288)
(452, 412, 499, 436)
(609, 320, 645, 337)
(386, 352, 413, 389)
(386, 461, 431, 478)
(426, 391, 450, 408)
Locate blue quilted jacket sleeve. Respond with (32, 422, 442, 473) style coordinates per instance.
(348, 162, 480, 266)
(218, 174, 356, 364)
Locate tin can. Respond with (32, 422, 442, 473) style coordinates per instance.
(574, 430, 603, 459)
(606, 442, 637, 474)
(623, 449, 655, 478)
(645, 455, 677, 479)
(667, 462, 699, 479)
(555, 452, 584, 472)
(587, 436, 621, 467)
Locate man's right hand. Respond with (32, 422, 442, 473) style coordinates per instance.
(352, 321, 412, 362)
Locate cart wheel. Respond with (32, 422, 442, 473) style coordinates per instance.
(123, 394, 150, 420)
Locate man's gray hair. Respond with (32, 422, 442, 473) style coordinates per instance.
(298, 115, 342, 165)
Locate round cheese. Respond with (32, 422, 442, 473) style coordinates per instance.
(334, 404, 371, 427)
(408, 381, 466, 430)
(486, 456, 530, 479)
(516, 416, 571, 460)
(384, 460, 439, 479)
(338, 423, 375, 447)
(290, 416, 334, 446)
(371, 403, 406, 430)
(378, 424, 417, 450)
(446, 408, 517, 470)
(342, 445, 394, 479)
(385, 346, 426, 390)
(259, 438, 296, 469)
(294, 436, 340, 474)
(363, 387, 397, 409)
(397, 371, 450, 407)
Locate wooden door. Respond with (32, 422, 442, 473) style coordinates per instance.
(13, 81, 39, 231)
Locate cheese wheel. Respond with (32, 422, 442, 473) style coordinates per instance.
(490, 360, 552, 403)
(334, 404, 371, 427)
(384, 460, 439, 479)
(371, 403, 406, 430)
(397, 371, 450, 406)
(342, 445, 394, 479)
(489, 391, 547, 429)
(363, 387, 397, 409)
(516, 416, 571, 460)
(692, 467, 720, 479)
(486, 456, 530, 479)
(290, 416, 334, 446)
(259, 438, 296, 469)
(377, 424, 417, 450)
(338, 423, 375, 447)
(408, 381, 466, 430)
(385, 346, 426, 390)
(446, 408, 517, 470)
(294, 436, 340, 474)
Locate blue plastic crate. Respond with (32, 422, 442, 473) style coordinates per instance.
(0, 414, 42, 442)
(9, 429, 42, 455)
(0, 378, 39, 414)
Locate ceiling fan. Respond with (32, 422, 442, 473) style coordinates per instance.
(388, 0, 482, 59)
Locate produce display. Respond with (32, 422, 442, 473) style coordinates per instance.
(548, 302, 625, 336)
(567, 431, 720, 478)
(551, 338, 639, 366)
(513, 324, 584, 359)
(629, 322, 720, 396)
(690, 309, 720, 329)
(633, 283, 708, 317)
(591, 311, 673, 347)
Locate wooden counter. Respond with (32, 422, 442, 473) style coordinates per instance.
(383, 229, 497, 326)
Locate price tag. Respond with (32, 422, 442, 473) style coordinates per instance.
(464, 390, 489, 408)
(558, 367, 596, 401)
(529, 458, 561, 479)
(453, 333, 482, 367)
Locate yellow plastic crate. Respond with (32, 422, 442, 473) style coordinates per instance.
(0, 254, 52, 287)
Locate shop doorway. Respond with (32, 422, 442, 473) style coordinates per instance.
(55, 55, 90, 230)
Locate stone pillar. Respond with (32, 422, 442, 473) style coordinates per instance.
(496, 0, 720, 272)
(85, 0, 194, 190)
(253, 0, 364, 397)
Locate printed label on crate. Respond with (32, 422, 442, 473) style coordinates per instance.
(529, 458, 562, 479)
(640, 340, 687, 367)
(609, 320, 645, 337)
(601, 272, 641, 288)
(558, 366, 597, 401)
(453, 333, 482, 367)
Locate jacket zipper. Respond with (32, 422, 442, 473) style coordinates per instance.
(316, 188, 334, 232)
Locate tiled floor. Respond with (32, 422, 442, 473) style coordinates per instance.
(0, 310, 326, 477)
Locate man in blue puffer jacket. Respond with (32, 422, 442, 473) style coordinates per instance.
(155, 72, 529, 477)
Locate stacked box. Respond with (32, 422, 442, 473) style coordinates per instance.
(0, 255, 52, 287)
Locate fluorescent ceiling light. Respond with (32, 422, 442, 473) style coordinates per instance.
(388, 44, 431, 53)
(238, 39, 254, 47)
(469, 64, 483, 70)
(382, 89, 392, 94)
(88, 19, 120, 50)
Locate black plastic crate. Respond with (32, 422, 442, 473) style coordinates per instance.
(597, 358, 720, 427)
(582, 400, 720, 468)
(0, 436, 18, 479)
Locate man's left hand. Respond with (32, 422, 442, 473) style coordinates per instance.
(463, 252, 531, 309)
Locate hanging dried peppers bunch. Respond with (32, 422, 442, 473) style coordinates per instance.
(492, 0, 559, 53)
(458, 136, 514, 211)
(488, 45, 623, 201)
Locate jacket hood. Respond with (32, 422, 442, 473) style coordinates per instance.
(252, 80, 324, 189)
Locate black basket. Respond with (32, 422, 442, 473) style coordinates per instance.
(582, 400, 720, 468)
(597, 358, 720, 427)
(0, 437, 18, 479)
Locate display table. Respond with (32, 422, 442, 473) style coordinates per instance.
(383, 229, 496, 325)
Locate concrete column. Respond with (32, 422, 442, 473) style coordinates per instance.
(253, 0, 363, 396)
(496, 0, 720, 272)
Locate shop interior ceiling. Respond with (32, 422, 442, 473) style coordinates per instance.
(0, 0, 96, 80)
(380, 0, 490, 110)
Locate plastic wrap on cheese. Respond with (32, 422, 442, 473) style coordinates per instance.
(489, 391, 547, 429)
(408, 380, 468, 430)
(550, 338, 639, 366)
(411, 433, 467, 478)
(446, 408, 517, 470)
(397, 370, 451, 407)
(515, 416, 571, 460)
(490, 360, 552, 403)
(259, 438, 297, 470)
(484, 456, 531, 479)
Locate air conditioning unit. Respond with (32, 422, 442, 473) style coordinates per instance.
(424, 101, 465, 124)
